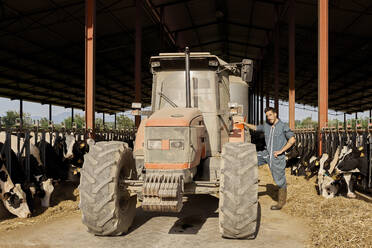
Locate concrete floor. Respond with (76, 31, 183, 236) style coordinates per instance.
(0, 187, 309, 248)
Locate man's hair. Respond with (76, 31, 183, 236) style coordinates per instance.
(264, 107, 277, 114)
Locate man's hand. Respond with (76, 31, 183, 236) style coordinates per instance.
(273, 151, 283, 158)
(234, 121, 257, 131)
(275, 137, 296, 158)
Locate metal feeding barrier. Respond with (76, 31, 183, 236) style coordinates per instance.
(293, 118, 372, 192)
(0, 118, 136, 183)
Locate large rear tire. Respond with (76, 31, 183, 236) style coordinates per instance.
(79, 141, 137, 236)
(219, 142, 258, 239)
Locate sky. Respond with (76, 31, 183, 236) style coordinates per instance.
(0, 97, 370, 124)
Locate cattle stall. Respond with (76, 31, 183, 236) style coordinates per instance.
(0, 124, 136, 183)
(289, 120, 372, 198)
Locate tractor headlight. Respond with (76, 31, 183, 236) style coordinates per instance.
(170, 140, 184, 150)
(147, 140, 162, 150)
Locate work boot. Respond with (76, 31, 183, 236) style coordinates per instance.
(271, 187, 287, 210)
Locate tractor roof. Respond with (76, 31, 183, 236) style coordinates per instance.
(150, 52, 228, 67)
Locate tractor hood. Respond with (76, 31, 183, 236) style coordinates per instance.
(146, 107, 202, 127)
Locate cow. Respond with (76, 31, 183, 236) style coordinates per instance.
(37, 140, 69, 181)
(0, 140, 55, 210)
(0, 163, 31, 218)
(63, 134, 93, 182)
(335, 145, 369, 198)
(20, 144, 55, 208)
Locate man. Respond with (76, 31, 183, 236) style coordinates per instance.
(240, 107, 296, 210)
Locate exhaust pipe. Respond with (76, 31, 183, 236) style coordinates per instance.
(185, 47, 191, 108)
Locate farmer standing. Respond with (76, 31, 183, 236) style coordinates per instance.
(239, 107, 296, 210)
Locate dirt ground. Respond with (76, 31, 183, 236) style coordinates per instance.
(0, 166, 311, 248)
(1, 165, 371, 248)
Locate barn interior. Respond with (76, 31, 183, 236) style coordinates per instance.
(1, 0, 372, 128)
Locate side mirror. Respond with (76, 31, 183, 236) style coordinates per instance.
(241, 59, 253, 83)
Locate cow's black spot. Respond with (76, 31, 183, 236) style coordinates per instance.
(0, 187, 2, 193)
(36, 189, 46, 198)
(7, 193, 23, 209)
(0, 170, 7, 182)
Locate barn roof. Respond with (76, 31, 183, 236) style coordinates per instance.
(0, 0, 371, 114)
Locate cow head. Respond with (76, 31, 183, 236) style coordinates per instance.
(0, 163, 31, 218)
(40, 179, 54, 207)
(67, 165, 81, 183)
(54, 136, 67, 160)
(3, 184, 31, 218)
(64, 134, 75, 159)
(30, 144, 43, 167)
(319, 174, 338, 199)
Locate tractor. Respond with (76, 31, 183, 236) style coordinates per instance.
(79, 48, 259, 239)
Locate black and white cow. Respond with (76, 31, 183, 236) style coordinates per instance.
(37, 140, 69, 181)
(20, 143, 55, 208)
(63, 134, 92, 182)
(0, 140, 55, 211)
(0, 162, 31, 218)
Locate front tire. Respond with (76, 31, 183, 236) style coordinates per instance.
(219, 142, 258, 239)
(79, 141, 137, 236)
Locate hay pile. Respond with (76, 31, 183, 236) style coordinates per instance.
(259, 165, 372, 248)
(0, 182, 80, 232)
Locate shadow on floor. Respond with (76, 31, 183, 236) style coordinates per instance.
(128, 195, 218, 235)
(258, 183, 278, 201)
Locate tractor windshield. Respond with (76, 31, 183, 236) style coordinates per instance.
(153, 70, 218, 113)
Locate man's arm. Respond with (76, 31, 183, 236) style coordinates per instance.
(273, 136, 296, 158)
(243, 123, 257, 131)
(235, 122, 260, 131)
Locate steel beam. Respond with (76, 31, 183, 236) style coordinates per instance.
(85, 0, 96, 133)
(49, 104, 52, 122)
(19, 99, 23, 128)
(260, 62, 264, 124)
(344, 113, 346, 130)
(256, 84, 259, 124)
(274, 5, 280, 115)
(114, 113, 117, 129)
(71, 107, 74, 124)
(144, 0, 176, 47)
(318, 0, 328, 155)
(288, 0, 295, 129)
(135, 0, 142, 128)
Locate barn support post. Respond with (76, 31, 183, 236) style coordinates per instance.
(252, 84, 256, 124)
(249, 89, 253, 123)
(19, 99, 23, 129)
(71, 107, 74, 125)
(114, 113, 117, 129)
(253, 85, 256, 124)
(318, 0, 329, 155)
(274, 5, 280, 116)
(260, 62, 264, 124)
(266, 95, 270, 108)
(103, 113, 105, 126)
(370, 109, 372, 118)
(288, 0, 296, 130)
(256, 78, 259, 125)
(344, 113, 346, 129)
(48, 104, 52, 122)
(134, 0, 143, 129)
(85, 0, 96, 136)
(355, 112, 358, 120)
